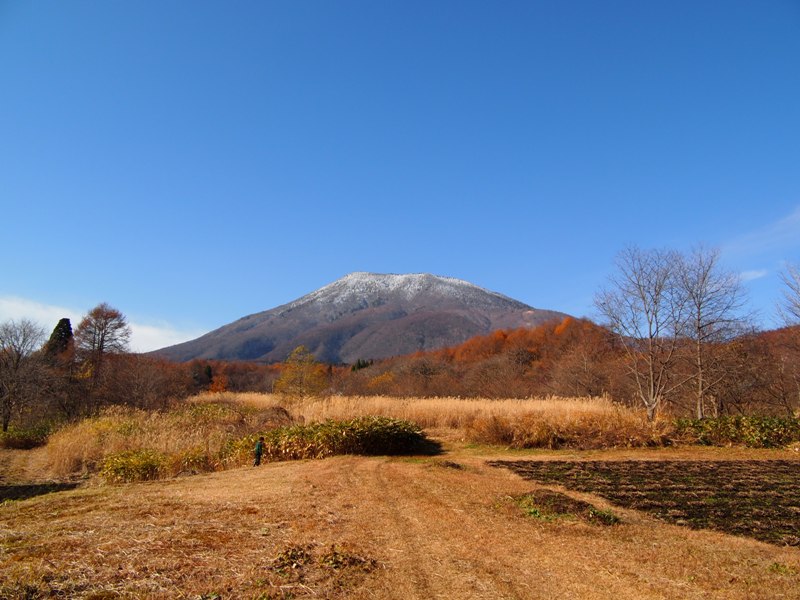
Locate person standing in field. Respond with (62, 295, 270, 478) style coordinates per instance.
(253, 436, 265, 466)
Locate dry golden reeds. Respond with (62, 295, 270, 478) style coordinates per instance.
(45, 400, 292, 479)
(200, 392, 671, 449)
(44, 393, 671, 481)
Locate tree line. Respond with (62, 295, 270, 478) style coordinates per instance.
(2, 247, 799, 432)
(0, 303, 186, 432)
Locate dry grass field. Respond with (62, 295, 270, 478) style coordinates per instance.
(2, 394, 799, 599)
(212, 393, 672, 449)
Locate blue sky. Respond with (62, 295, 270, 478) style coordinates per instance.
(2, 1, 799, 351)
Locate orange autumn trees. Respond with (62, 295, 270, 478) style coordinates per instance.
(333, 313, 799, 417)
(336, 317, 625, 400)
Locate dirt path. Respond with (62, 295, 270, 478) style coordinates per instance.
(0, 448, 50, 485)
(1, 447, 799, 599)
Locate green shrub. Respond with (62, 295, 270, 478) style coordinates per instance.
(100, 449, 167, 483)
(0, 423, 55, 449)
(223, 416, 425, 465)
(587, 507, 621, 526)
(674, 416, 800, 448)
(171, 446, 218, 474)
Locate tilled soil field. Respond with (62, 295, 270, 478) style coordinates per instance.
(489, 459, 800, 546)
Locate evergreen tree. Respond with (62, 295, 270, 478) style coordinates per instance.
(43, 318, 73, 360)
(351, 358, 374, 371)
(41, 318, 83, 418)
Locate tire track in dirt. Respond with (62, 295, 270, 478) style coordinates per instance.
(318, 455, 724, 600)
(333, 458, 533, 599)
(366, 460, 437, 597)
(0, 449, 48, 484)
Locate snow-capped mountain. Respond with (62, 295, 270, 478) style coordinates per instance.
(154, 272, 568, 363)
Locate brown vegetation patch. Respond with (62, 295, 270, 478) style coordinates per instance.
(491, 459, 800, 545)
(434, 459, 465, 470)
(266, 542, 379, 596)
(513, 489, 620, 526)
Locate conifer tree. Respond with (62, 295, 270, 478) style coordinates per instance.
(43, 318, 73, 360)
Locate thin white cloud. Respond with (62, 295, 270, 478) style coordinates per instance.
(0, 296, 82, 328)
(127, 321, 205, 353)
(740, 269, 769, 282)
(723, 205, 800, 258)
(0, 295, 204, 353)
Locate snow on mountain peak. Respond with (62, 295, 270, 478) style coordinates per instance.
(156, 271, 565, 363)
(340, 272, 475, 294)
(290, 272, 520, 310)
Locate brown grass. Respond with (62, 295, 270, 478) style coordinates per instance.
(2, 444, 799, 599)
(197, 392, 671, 449)
(45, 400, 292, 479)
(208, 391, 631, 422)
(41, 392, 772, 484)
(4, 393, 800, 598)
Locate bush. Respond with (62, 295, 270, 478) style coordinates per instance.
(335, 415, 425, 455)
(0, 423, 54, 449)
(674, 416, 800, 448)
(100, 449, 167, 483)
(171, 446, 219, 474)
(223, 416, 425, 465)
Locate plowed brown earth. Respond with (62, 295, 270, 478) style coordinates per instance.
(489, 460, 800, 546)
(1, 444, 799, 599)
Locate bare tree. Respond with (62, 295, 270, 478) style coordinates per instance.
(777, 262, 800, 411)
(779, 262, 800, 325)
(595, 247, 688, 420)
(676, 246, 751, 418)
(0, 319, 46, 431)
(548, 346, 609, 397)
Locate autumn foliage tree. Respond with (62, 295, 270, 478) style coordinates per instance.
(274, 346, 328, 398)
(101, 354, 192, 410)
(74, 303, 132, 411)
(546, 318, 621, 398)
(75, 303, 131, 366)
(330, 317, 622, 400)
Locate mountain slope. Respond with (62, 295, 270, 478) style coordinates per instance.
(155, 273, 568, 363)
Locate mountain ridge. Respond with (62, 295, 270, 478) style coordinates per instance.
(154, 272, 568, 364)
